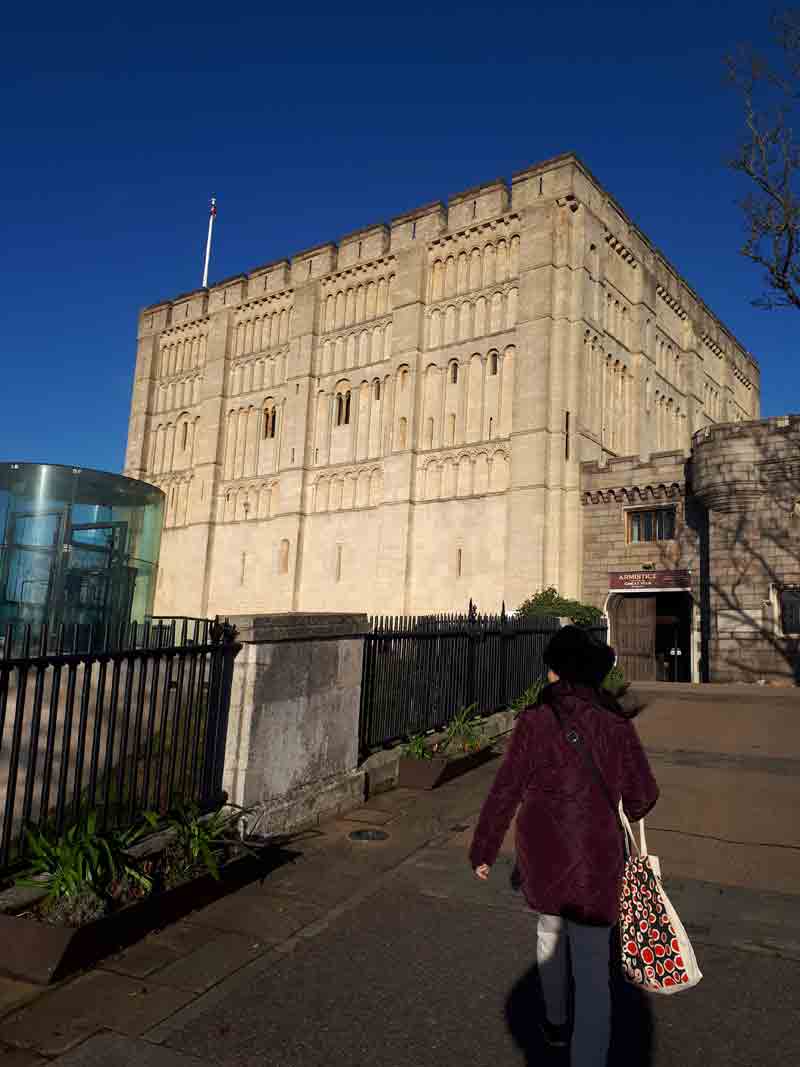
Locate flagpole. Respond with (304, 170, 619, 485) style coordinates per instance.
(202, 197, 216, 289)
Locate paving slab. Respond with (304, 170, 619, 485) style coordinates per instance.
(335, 807, 395, 825)
(0, 1045, 48, 1065)
(0, 980, 40, 1020)
(183, 889, 322, 941)
(101, 922, 215, 980)
(152, 932, 267, 994)
(0, 972, 194, 1057)
(51, 1033, 208, 1066)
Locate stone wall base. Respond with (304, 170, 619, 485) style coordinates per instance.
(248, 770, 367, 837)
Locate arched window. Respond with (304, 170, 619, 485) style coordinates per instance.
(336, 390, 351, 426)
(263, 402, 277, 439)
(450, 362, 459, 385)
(181, 422, 188, 450)
(489, 353, 498, 376)
(374, 379, 381, 402)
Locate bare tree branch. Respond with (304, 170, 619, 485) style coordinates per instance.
(728, 11, 800, 311)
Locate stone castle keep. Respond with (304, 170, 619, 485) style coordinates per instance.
(125, 153, 761, 627)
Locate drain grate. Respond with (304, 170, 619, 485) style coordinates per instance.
(349, 828, 389, 842)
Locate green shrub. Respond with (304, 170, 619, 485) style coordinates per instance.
(517, 587, 603, 627)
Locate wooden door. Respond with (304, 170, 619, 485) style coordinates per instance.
(614, 596, 657, 681)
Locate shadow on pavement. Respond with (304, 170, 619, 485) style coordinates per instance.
(505, 929, 654, 1066)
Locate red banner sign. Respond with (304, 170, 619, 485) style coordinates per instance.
(608, 570, 691, 591)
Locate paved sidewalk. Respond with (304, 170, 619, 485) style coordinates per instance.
(1, 740, 799, 1066)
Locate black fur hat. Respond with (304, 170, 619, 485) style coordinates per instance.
(543, 625, 615, 687)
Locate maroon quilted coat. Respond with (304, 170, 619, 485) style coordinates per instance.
(469, 682, 659, 926)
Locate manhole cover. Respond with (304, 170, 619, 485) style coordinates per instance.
(348, 828, 389, 842)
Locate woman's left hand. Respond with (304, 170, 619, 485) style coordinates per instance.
(474, 864, 490, 881)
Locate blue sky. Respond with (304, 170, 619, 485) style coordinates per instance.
(3, 1, 797, 473)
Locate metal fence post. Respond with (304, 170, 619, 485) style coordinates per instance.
(200, 620, 241, 809)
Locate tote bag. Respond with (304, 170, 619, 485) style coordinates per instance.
(618, 806, 703, 994)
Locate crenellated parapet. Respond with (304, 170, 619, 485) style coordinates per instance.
(692, 416, 800, 513)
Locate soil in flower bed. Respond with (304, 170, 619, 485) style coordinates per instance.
(0, 843, 297, 985)
(397, 746, 496, 790)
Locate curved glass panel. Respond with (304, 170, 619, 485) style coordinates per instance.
(0, 463, 164, 635)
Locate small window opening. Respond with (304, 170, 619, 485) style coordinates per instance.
(457, 547, 463, 577)
(627, 507, 677, 544)
(308, 259, 313, 277)
(450, 363, 458, 385)
(489, 353, 498, 376)
(565, 410, 570, 461)
(315, 448, 319, 463)
(411, 220, 417, 239)
(375, 380, 381, 401)
(182, 422, 188, 449)
(278, 539, 290, 575)
(472, 200, 477, 219)
(488, 417, 494, 441)
(291, 447, 295, 464)
(335, 544, 343, 583)
(780, 587, 800, 634)
(358, 241, 362, 257)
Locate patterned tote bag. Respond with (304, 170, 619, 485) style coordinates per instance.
(618, 807, 703, 994)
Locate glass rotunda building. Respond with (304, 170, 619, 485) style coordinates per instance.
(0, 463, 164, 635)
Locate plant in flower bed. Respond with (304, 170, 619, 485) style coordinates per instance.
(510, 680, 547, 717)
(144, 802, 252, 888)
(402, 704, 484, 761)
(18, 813, 153, 926)
(443, 704, 483, 753)
(398, 705, 493, 789)
(14, 803, 253, 925)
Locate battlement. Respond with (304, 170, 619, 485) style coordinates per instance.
(692, 414, 800, 450)
(136, 153, 759, 378)
(581, 450, 686, 503)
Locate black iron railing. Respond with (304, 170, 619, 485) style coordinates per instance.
(0, 618, 240, 872)
(359, 607, 608, 755)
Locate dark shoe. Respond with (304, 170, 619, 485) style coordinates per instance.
(539, 1019, 570, 1049)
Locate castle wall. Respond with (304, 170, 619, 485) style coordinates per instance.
(125, 154, 761, 620)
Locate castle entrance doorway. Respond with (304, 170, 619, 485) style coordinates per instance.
(609, 591, 693, 683)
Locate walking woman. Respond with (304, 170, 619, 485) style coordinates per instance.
(469, 626, 659, 1066)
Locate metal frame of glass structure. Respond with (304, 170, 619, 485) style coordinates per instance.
(0, 463, 164, 635)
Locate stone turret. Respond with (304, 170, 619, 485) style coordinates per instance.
(691, 416, 800, 683)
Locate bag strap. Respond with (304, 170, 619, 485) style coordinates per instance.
(550, 704, 647, 856)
